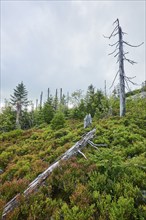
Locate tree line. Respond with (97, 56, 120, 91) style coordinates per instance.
(1, 81, 146, 132)
(0, 82, 110, 132)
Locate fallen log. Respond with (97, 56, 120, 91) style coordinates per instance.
(2, 128, 96, 219)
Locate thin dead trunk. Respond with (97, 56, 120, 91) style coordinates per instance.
(47, 88, 50, 101)
(54, 89, 58, 110)
(60, 88, 63, 104)
(40, 92, 43, 109)
(104, 80, 107, 97)
(36, 99, 38, 110)
(118, 26, 126, 116)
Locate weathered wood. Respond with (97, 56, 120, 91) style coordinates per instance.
(118, 24, 126, 117)
(36, 99, 38, 109)
(84, 114, 92, 128)
(47, 88, 50, 101)
(88, 140, 108, 151)
(60, 88, 63, 104)
(2, 128, 96, 219)
(40, 91, 43, 108)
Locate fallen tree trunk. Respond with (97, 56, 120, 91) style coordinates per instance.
(2, 128, 96, 219)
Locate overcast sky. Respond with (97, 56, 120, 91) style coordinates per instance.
(1, 0, 145, 106)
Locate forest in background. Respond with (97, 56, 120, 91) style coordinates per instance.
(0, 81, 146, 132)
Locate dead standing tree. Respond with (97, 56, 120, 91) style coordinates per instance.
(104, 19, 143, 116)
(40, 91, 43, 109)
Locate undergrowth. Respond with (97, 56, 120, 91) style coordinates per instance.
(0, 98, 146, 219)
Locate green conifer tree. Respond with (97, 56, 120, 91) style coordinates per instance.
(10, 82, 28, 129)
(43, 101, 55, 124)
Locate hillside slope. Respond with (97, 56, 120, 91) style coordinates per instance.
(0, 98, 146, 219)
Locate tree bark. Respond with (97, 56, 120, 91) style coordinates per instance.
(2, 128, 96, 219)
(118, 26, 126, 117)
(40, 92, 43, 109)
(60, 88, 63, 104)
(47, 88, 50, 101)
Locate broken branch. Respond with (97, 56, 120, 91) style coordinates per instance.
(110, 70, 119, 89)
(123, 41, 144, 48)
(108, 47, 118, 56)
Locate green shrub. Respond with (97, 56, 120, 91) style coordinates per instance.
(0, 106, 16, 132)
(51, 111, 65, 130)
(0, 129, 23, 141)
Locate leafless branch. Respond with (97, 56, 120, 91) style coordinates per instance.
(110, 25, 118, 37)
(110, 70, 119, 89)
(124, 76, 138, 85)
(116, 43, 120, 48)
(109, 41, 119, 47)
(103, 34, 110, 39)
(108, 47, 118, 56)
(125, 80, 131, 91)
(78, 150, 87, 159)
(113, 18, 119, 26)
(124, 58, 137, 65)
(122, 32, 128, 35)
(88, 140, 99, 150)
(116, 58, 119, 63)
(114, 52, 119, 57)
(88, 140, 107, 149)
(125, 75, 136, 80)
(103, 25, 118, 39)
(113, 32, 119, 37)
(123, 52, 129, 56)
(123, 41, 144, 47)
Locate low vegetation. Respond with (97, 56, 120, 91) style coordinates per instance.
(0, 88, 146, 219)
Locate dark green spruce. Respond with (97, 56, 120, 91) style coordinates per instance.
(10, 82, 29, 129)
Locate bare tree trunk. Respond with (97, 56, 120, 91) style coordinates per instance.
(104, 80, 107, 96)
(60, 88, 63, 104)
(2, 128, 96, 219)
(54, 89, 58, 111)
(40, 92, 43, 109)
(66, 92, 69, 108)
(16, 102, 21, 129)
(36, 99, 38, 110)
(47, 88, 50, 101)
(118, 26, 126, 116)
